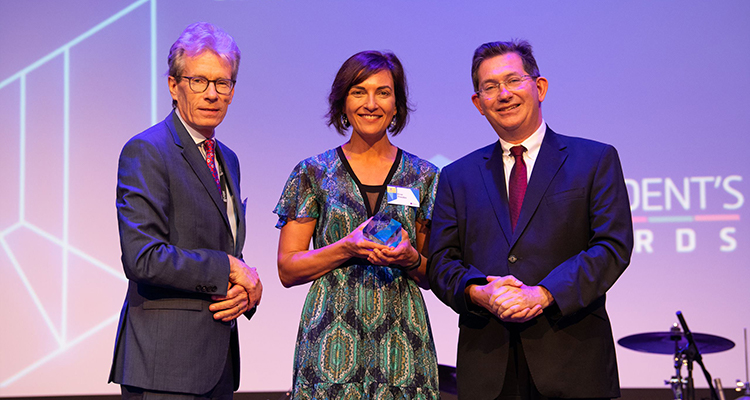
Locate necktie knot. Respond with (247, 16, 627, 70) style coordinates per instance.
(510, 145, 526, 158)
(203, 138, 215, 154)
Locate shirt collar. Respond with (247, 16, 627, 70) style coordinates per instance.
(498, 119, 546, 160)
(175, 108, 215, 146)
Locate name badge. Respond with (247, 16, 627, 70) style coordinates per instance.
(386, 185, 420, 207)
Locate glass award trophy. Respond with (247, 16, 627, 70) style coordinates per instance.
(363, 214, 403, 248)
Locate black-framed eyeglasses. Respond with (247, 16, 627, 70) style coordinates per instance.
(476, 74, 537, 99)
(179, 76, 235, 95)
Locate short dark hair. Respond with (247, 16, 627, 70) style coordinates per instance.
(327, 51, 412, 136)
(471, 40, 540, 92)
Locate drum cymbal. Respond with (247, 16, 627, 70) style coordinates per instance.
(618, 331, 735, 354)
(438, 364, 457, 395)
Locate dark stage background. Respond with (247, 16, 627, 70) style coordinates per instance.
(1, 0, 748, 397)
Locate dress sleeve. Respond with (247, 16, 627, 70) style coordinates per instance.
(273, 160, 320, 228)
(417, 164, 440, 222)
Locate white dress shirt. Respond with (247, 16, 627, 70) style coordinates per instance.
(497, 119, 547, 198)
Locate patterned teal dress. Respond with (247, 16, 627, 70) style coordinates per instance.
(274, 147, 440, 399)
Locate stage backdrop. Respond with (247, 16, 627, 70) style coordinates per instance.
(1, 0, 748, 396)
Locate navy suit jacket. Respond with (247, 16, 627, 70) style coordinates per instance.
(109, 111, 249, 394)
(428, 126, 633, 399)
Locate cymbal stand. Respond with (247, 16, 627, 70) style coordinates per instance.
(666, 324, 687, 400)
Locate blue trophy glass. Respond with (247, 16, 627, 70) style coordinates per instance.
(363, 214, 403, 248)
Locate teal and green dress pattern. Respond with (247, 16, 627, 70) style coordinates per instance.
(274, 147, 440, 399)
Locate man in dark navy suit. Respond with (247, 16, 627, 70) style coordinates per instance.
(109, 22, 262, 399)
(428, 40, 633, 400)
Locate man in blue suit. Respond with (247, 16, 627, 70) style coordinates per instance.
(428, 40, 633, 400)
(109, 22, 262, 399)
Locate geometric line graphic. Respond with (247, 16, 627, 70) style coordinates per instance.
(0, 0, 155, 389)
(427, 154, 453, 170)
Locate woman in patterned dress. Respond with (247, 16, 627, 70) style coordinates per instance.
(273, 51, 440, 399)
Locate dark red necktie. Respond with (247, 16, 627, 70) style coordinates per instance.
(202, 139, 222, 193)
(509, 145, 527, 231)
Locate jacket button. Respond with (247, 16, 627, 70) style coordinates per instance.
(196, 285, 202, 292)
(508, 255, 518, 263)
(210, 286, 217, 292)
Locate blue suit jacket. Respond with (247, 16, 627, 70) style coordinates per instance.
(428, 127, 633, 399)
(109, 111, 249, 394)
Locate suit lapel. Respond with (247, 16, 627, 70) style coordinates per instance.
(479, 142, 513, 245)
(511, 127, 567, 245)
(167, 112, 232, 232)
(215, 143, 246, 255)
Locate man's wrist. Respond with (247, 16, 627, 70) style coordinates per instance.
(464, 284, 479, 306)
(403, 251, 422, 271)
(537, 285, 554, 308)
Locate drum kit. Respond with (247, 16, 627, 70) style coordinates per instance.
(437, 312, 748, 399)
(618, 312, 749, 400)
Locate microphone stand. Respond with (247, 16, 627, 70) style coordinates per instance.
(677, 311, 719, 400)
(737, 328, 750, 400)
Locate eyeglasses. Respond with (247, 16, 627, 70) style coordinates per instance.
(179, 76, 235, 95)
(476, 74, 536, 99)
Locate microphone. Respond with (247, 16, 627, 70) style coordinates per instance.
(677, 311, 703, 364)
(677, 311, 719, 400)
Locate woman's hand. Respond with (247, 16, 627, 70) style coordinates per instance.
(342, 217, 391, 260)
(367, 228, 419, 268)
(278, 216, 390, 287)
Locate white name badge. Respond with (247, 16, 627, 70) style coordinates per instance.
(386, 185, 420, 207)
